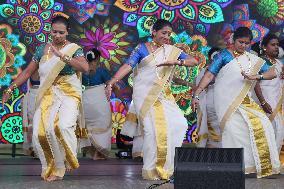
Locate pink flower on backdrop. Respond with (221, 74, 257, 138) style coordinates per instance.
(80, 27, 118, 59)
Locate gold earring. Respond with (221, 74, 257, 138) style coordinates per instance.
(263, 48, 266, 51)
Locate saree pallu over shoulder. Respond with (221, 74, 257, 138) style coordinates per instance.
(214, 53, 265, 132)
(35, 43, 81, 109)
(132, 44, 182, 121)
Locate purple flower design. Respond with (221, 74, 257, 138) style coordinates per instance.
(80, 27, 118, 59)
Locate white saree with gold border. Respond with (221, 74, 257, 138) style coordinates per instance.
(22, 80, 39, 156)
(259, 60, 284, 151)
(214, 52, 280, 178)
(82, 84, 112, 157)
(195, 68, 209, 147)
(131, 44, 188, 180)
(196, 69, 221, 148)
(258, 60, 284, 169)
(32, 43, 83, 179)
(121, 101, 143, 158)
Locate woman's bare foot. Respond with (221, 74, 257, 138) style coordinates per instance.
(45, 175, 63, 182)
(92, 151, 106, 160)
(66, 168, 72, 172)
(64, 161, 72, 172)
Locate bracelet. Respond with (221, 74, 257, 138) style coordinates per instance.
(180, 59, 185, 66)
(112, 77, 119, 84)
(11, 83, 18, 89)
(105, 77, 119, 88)
(259, 74, 264, 80)
(61, 55, 72, 64)
(192, 94, 200, 100)
(4, 88, 13, 95)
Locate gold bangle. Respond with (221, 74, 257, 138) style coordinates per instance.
(60, 55, 64, 61)
(61, 55, 72, 64)
(113, 77, 119, 83)
(11, 83, 18, 89)
(4, 88, 13, 95)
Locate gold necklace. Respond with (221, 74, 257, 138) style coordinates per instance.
(233, 50, 244, 57)
(235, 51, 252, 74)
(152, 40, 162, 48)
(150, 42, 166, 80)
(264, 55, 277, 65)
(150, 41, 163, 53)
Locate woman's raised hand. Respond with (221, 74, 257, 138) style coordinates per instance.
(50, 45, 63, 58)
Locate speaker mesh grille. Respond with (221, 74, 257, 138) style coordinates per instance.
(176, 148, 243, 163)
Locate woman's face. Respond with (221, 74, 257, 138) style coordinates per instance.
(89, 58, 99, 70)
(51, 22, 68, 44)
(90, 58, 99, 65)
(233, 37, 251, 54)
(264, 39, 279, 58)
(152, 26, 172, 45)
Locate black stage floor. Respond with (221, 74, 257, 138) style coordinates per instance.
(0, 157, 284, 189)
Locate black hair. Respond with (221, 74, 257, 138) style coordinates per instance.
(280, 39, 284, 49)
(233, 27, 253, 41)
(152, 19, 172, 31)
(51, 16, 70, 30)
(86, 48, 101, 62)
(261, 33, 279, 47)
(208, 47, 220, 59)
(251, 42, 261, 56)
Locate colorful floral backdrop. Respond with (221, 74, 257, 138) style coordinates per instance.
(0, 0, 283, 144)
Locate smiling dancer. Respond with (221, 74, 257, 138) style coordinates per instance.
(192, 27, 281, 178)
(105, 19, 198, 180)
(2, 15, 89, 181)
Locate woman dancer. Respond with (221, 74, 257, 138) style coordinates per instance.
(192, 27, 280, 178)
(2, 15, 89, 181)
(254, 34, 284, 152)
(106, 19, 198, 180)
(82, 48, 112, 160)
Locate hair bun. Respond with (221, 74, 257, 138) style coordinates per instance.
(85, 51, 96, 62)
(85, 48, 101, 62)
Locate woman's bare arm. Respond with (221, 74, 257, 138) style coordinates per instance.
(10, 61, 39, 87)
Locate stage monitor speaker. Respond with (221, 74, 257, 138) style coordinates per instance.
(174, 147, 244, 189)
